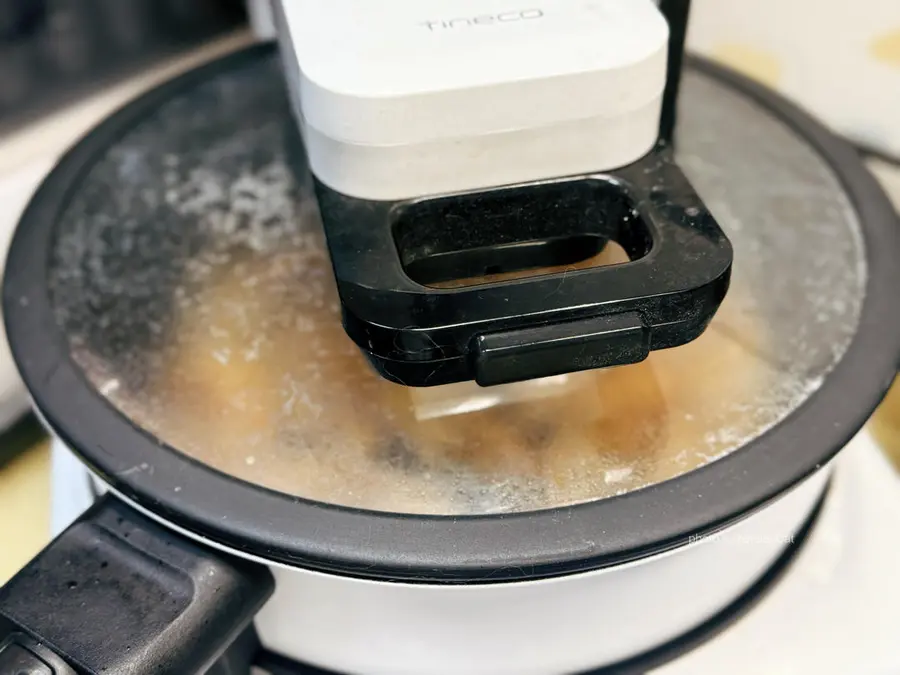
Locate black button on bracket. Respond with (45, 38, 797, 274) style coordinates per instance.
(474, 312, 649, 386)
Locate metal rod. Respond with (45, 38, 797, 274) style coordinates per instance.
(658, 0, 691, 144)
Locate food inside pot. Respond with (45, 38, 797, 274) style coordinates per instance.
(47, 63, 866, 517)
(94, 220, 773, 516)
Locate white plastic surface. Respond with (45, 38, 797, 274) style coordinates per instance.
(282, 0, 667, 144)
(275, 0, 668, 199)
(299, 95, 663, 201)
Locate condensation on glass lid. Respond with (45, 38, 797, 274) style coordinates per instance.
(47, 60, 866, 515)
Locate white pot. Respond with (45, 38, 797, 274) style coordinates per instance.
(54, 438, 827, 675)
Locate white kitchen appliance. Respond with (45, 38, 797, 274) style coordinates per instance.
(274, 0, 668, 200)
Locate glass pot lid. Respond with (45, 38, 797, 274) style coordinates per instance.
(43, 52, 866, 517)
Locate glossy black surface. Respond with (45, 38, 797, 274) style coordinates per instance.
(314, 147, 732, 386)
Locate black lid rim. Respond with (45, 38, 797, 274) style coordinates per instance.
(4, 44, 900, 584)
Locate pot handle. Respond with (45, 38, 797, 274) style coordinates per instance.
(0, 494, 274, 675)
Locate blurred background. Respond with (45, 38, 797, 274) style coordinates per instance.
(0, 0, 897, 583)
(687, 0, 900, 214)
(689, 0, 900, 159)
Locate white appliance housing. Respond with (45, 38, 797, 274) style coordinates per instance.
(273, 0, 669, 200)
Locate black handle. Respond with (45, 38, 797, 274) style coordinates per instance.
(657, 0, 692, 144)
(0, 495, 274, 675)
(313, 144, 732, 387)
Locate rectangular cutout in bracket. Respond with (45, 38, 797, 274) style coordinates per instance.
(392, 177, 653, 288)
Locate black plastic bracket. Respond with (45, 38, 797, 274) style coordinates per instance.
(314, 144, 732, 387)
(657, 0, 692, 144)
(0, 495, 274, 675)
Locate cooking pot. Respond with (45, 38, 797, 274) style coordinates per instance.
(0, 43, 898, 675)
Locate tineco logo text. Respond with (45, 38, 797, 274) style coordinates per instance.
(421, 9, 544, 31)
